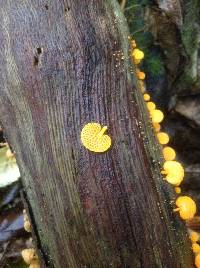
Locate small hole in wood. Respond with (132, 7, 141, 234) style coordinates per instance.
(33, 56, 39, 66)
(33, 47, 43, 66)
(36, 47, 43, 55)
(65, 7, 70, 12)
(45, 4, 49, 10)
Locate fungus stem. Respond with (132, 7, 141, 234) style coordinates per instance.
(173, 208, 180, 212)
(97, 126, 108, 138)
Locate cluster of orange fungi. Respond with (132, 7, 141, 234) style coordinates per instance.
(21, 210, 40, 268)
(130, 37, 199, 267)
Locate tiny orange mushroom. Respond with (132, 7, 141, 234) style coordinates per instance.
(175, 187, 181, 194)
(150, 109, 164, 123)
(139, 81, 145, 93)
(137, 71, 146, 80)
(157, 132, 169, 145)
(147, 102, 156, 112)
(192, 243, 200, 254)
(153, 123, 161, 132)
(21, 249, 36, 265)
(143, 93, 150, 101)
(195, 254, 200, 268)
(163, 146, 176, 161)
(162, 160, 184, 186)
(132, 48, 144, 61)
(131, 39, 137, 48)
(23, 210, 31, 233)
(24, 220, 31, 233)
(174, 196, 197, 220)
(190, 231, 200, 243)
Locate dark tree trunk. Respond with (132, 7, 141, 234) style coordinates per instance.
(0, 1, 194, 267)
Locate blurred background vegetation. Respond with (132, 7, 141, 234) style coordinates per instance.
(0, 0, 199, 267)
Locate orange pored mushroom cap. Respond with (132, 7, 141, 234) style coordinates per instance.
(81, 123, 111, 153)
(174, 196, 196, 220)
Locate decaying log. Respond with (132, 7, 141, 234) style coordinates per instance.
(0, 1, 194, 267)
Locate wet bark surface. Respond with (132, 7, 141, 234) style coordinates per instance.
(0, 1, 194, 267)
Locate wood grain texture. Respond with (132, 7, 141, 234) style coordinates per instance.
(0, 0, 194, 267)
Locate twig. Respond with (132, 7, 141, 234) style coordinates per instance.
(124, 4, 140, 11)
(132, 27, 145, 35)
(0, 241, 11, 267)
(120, 0, 126, 11)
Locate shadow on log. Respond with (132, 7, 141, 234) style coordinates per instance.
(0, 0, 194, 267)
